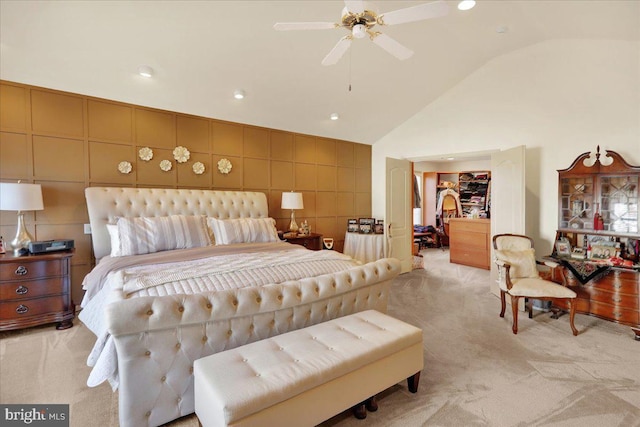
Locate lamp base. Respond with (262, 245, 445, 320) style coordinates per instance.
(288, 210, 299, 233)
(11, 211, 34, 256)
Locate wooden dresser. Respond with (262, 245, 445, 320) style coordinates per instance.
(0, 251, 74, 331)
(550, 265, 639, 340)
(448, 218, 490, 270)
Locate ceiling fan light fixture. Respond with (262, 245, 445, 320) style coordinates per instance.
(352, 23, 367, 39)
(233, 89, 245, 100)
(457, 0, 476, 11)
(138, 65, 154, 78)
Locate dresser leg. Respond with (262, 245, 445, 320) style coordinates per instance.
(56, 320, 73, 330)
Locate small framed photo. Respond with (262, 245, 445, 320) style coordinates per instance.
(359, 218, 376, 234)
(374, 221, 384, 234)
(590, 244, 615, 260)
(571, 247, 586, 260)
(347, 219, 359, 233)
(555, 238, 571, 257)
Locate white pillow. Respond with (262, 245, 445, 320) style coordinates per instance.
(494, 248, 539, 279)
(106, 224, 122, 257)
(117, 215, 211, 256)
(207, 217, 279, 245)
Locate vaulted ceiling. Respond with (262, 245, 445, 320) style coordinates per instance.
(1, 1, 638, 144)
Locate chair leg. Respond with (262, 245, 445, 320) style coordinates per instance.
(568, 299, 578, 336)
(499, 290, 506, 318)
(527, 298, 533, 319)
(510, 295, 520, 334)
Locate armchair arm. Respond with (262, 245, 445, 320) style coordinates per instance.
(541, 260, 559, 269)
(493, 258, 514, 290)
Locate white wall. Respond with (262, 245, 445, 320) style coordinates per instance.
(373, 39, 640, 253)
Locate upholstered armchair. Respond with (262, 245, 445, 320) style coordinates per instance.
(493, 234, 578, 336)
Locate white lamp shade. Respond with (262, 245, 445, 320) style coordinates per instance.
(0, 183, 44, 211)
(281, 192, 304, 210)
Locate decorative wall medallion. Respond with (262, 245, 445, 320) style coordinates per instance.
(118, 161, 132, 174)
(173, 146, 190, 163)
(138, 147, 153, 161)
(217, 158, 232, 174)
(192, 162, 205, 175)
(159, 160, 173, 171)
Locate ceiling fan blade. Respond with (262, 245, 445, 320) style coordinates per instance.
(370, 33, 413, 60)
(344, 0, 365, 14)
(322, 36, 352, 66)
(378, 0, 449, 26)
(273, 22, 337, 31)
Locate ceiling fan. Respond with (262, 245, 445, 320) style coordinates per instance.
(274, 0, 450, 66)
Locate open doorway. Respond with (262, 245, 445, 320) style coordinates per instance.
(412, 153, 493, 255)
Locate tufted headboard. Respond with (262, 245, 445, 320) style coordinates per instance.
(85, 187, 269, 260)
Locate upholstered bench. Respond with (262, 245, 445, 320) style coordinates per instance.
(194, 310, 424, 427)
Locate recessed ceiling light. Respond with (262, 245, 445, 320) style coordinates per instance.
(233, 89, 245, 100)
(329, 113, 339, 121)
(138, 65, 154, 78)
(496, 25, 509, 34)
(447, 157, 455, 161)
(458, 0, 476, 11)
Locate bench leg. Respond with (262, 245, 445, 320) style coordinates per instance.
(407, 371, 421, 393)
(365, 396, 378, 412)
(352, 402, 367, 419)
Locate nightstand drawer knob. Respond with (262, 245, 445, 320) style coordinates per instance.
(15, 266, 28, 276)
(15, 286, 29, 295)
(16, 305, 29, 315)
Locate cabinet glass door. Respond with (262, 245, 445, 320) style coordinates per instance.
(560, 177, 594, 230)
(600, 175, 639, 233)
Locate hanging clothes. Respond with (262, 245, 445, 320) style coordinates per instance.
(436, 188, 462, 219)
(413, 174, 422, 208)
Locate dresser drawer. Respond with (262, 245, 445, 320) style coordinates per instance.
(0, 259, 63, 281)
(449, 220, 489, 234)
(587, 271, 639, 295)
(0, 295, 69, 322)
(580, 287, 639, 309)
(450, 247, 489, 269)
(589, 300, 639, 325)
(450, 233, 487, 250)
(0, 278, 66, 301)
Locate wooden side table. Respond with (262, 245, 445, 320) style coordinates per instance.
(0, 250, 75, 331)
(284, 233, 323, 251)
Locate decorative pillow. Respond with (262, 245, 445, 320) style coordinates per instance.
(106, 224, 122, 257)
(207, 217, 279, 245)
(117, 215, 211, 256)
(494, 248, 539, 279)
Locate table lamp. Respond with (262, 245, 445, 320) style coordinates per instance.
(0, 182, 44, 255)
(281, 191, 303, 233)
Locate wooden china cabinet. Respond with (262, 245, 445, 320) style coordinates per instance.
(550, 146, 639, 340)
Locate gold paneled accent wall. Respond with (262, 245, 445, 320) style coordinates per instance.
(0, 81, 372, 304)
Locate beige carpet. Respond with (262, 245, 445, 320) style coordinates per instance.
(1, 248, 639, 426)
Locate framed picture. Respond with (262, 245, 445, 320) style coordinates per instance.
(571, 247, 586, 260)
(555, 238, 571, 257)
(590, 244, 615, 260)
(374, 221, 384, 234)
(347, 219, 359, 233)
(359, 218, 376, 234)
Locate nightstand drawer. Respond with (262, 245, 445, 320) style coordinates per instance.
(0, 295, 69, 322)
(0, 259, 63, 281)
(0, 278, 66, 301)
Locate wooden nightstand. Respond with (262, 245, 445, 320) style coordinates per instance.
(0, 250, 75, 331)
(284, 233, 323, 251)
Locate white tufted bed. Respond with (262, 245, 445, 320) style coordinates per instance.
(80, 187, 401, 427)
